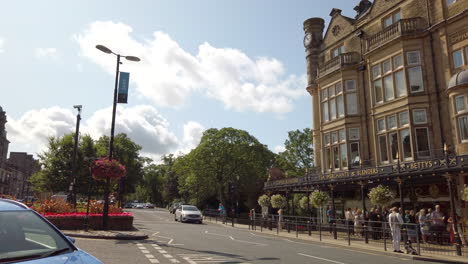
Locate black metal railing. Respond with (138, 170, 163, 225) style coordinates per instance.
(202, 210, 467, 257)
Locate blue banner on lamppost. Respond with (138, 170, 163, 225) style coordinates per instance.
(117, 72, 130, 104)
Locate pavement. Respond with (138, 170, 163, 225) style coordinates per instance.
(205, 217, 468, 264)
(70, 208, 462, 264)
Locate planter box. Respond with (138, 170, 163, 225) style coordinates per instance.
(44, 213, 133, 230)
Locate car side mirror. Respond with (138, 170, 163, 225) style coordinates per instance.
(67, 236, 76, 244)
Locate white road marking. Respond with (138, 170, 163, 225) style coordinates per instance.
(136, 243, 143, 246)
(158, 250, 167, 254)
(152, 232, 160, 236)
(141, 250, 150, 254)
(148, 259, 160, 263)
(168, 239, 174, 244)
(298, 253, 347, 264)
(204, 230, 267, 246)
(181, 257, 197, 264)
(145, 254, 155, 258)
(169, 259, 180, 263)
(163, 254, 173, 258)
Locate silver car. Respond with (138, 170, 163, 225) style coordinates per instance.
(174, 205, 203, 224)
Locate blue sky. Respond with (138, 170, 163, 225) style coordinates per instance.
(1, 0, 357, 161)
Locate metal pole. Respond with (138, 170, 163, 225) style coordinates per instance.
(446, 174, 462, 256)
(70, 107, 81, 207)
(330, 185, 337, 240)
(360, 181, 367, 215)
(103, 54, 121, 231)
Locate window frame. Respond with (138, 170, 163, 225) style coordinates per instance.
(415, 127, 431, 158)
(383, 11, 401, 29)
(412, 109, 428, 124)
(452, 49, 464, 69)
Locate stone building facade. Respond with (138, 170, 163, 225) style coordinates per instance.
(266, 0, 468, 225)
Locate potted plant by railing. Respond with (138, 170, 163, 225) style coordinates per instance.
(258, 194, 271, 217)
(368, 185, 394, 207)
(309, 190, 329, 223)
(90, 157, 126, 230)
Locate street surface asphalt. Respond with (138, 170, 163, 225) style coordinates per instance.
(75, 208, 443, 264)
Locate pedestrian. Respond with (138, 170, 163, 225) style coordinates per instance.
(354, 209, 364, 237)
(405, 209, 417, 243)
(388, 207, 404, 253)
(327, 205, 335, 234)
(218, 203, 226, 223)
(430, 205, 445, 245)
(278, 208, 284, 231)
(345, 208, 354, 235)
(418, 209, 429, 243)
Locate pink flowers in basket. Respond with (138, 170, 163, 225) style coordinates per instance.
(90, 157, 126, 181)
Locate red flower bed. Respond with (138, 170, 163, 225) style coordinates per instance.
(42, 212, 134, 230)
(42, 212, 132, 217)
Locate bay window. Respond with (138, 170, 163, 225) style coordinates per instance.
(454, 95, 468, 142)
(372, 53, 408, 104)
(452, 49, 464, 69)
(321, 80, 357, 123)
(400, 129, 412, 159)
(406, 51, 424, 93)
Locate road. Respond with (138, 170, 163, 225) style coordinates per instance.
(76, 208, 441, 264)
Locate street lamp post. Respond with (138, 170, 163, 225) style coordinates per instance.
(69, 105, 82, 207)
(96, 44, 140, 230)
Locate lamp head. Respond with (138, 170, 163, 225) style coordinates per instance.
(125, 56, 140, 62)
(73, 105, 82, 109)
(96, 45, 112, 54)
(444, 143, 448, 152)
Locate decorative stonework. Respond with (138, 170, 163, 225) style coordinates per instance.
(450, 28, 468, 44)
(332, 25, 341, 36)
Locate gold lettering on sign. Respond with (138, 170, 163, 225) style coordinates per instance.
(407, 160, 434, 170)
(450, 29, 468, 44)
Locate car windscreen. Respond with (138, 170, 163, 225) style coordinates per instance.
(0, 211, 73, 261)
(182, 206, 199, 211)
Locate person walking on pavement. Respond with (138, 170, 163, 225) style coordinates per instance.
(218, 203, 226, 224)
(278, 208, 284, 231)
(388, 207, 404, 253)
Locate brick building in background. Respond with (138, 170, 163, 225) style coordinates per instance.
(265, 0, 468, 238)
(0, 106, 39, 198)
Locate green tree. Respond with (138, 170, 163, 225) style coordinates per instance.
(95, 133, 145, 199)
(186, 128, 275, 211)
(276, 128, 313, 177)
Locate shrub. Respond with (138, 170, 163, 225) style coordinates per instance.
(270, 194, 287, 209)
(31, 199, 73, 214)
(257, 195, 271, 208)
(368, 185, 395, 207)
(309, 190, 329, 208)
(299, 196, 309, 210)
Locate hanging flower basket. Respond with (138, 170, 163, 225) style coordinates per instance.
(257, 194, 271, 208)
(90, 157, 126, 181)
(270, 194, 287, 209)
(309, 190, 329, 208)
(368, 185, 394, 206)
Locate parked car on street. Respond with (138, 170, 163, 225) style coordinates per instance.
(0, 199, 103, 263)
(145, 203, 155, 208)
(134, 203, 145, 209)
(123, 203, 134, 208)
(174, 205, 203, 224)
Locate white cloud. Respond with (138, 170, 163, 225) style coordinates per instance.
(0, 38, 4, 53)
(6, 105, 204, 161)
(180, 121, 205, 153)
(74, 21, 306, 114)
(6, 107, 76, 155)
(35, 48, 58, 59)
(274, 145, 286, 154)
(84, 105, 180, 156)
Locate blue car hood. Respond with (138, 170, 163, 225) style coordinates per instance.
(17, 250, 102, 264)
